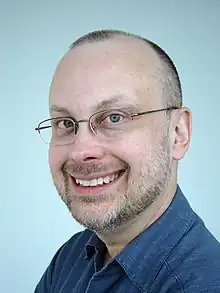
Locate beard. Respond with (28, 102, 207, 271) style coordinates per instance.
(51, 129, 172, 234)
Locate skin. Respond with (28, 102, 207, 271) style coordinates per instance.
(48, 35, 192, 261)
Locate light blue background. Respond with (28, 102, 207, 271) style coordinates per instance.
(1, 1, 220, 292)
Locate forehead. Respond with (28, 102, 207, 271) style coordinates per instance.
(49, 37, 164, 114)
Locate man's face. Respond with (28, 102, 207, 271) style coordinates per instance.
(48, 38, 173, 233)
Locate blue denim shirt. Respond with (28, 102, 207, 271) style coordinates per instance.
(35, 185, 220, 292)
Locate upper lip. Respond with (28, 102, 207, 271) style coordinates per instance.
(69, 170, 124, 180)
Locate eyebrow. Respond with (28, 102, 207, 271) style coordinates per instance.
(49, 95, 139, 116)
(49, 105, 71, 115)
(95, 95, 138, 111)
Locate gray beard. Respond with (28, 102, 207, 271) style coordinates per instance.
(52, 132, 172, 233)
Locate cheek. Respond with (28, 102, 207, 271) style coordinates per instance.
(113, 134, 151, 167)
(48, 145, 66, 173)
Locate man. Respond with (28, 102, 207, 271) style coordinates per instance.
(34, 29, 220, 292)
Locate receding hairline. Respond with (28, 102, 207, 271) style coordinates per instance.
(67, 29, 182, 108)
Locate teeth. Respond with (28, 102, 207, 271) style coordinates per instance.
(75, 173, 119, 187)
(90, 179, 97, 186)
(97, 177, 103, 185)
(104, 177, 110, 184)
(109, 175, 115, 182)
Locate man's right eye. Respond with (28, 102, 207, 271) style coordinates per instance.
(54, 119, 74, 129)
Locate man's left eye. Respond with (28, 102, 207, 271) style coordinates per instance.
(107, 113, 123, 123)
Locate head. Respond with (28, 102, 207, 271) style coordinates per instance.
(44, 29, 191, 233)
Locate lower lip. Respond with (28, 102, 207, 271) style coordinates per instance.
(70, 171, 125, 195)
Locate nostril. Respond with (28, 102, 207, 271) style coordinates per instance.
(83, 156, 98, 162)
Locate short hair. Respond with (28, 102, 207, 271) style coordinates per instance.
(69, 29, 182, 108)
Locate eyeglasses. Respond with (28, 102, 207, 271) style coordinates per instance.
(35, 106, 178, 145)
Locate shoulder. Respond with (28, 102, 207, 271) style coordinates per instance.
(51, 229, 93, 272)
(165, 213, 220, 292)
(34, 229, 93, 293)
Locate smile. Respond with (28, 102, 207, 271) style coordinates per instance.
(71, 170, 125, 188)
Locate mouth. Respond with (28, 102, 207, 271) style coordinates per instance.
(69, 170, 125, 193)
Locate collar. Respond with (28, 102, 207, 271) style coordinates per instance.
(85, 231, 106, 259)
(115, 185, 195, 291)
(85, 185, 195, 291)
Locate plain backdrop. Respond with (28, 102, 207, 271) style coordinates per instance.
(1, 1, 220, 292)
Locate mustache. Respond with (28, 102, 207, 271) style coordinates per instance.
(63, 161, 128, 176)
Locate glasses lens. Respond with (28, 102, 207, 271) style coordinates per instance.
(38, 120, 52, 144)
(38, 118, 75, 145)
(90, 109, 131, 137)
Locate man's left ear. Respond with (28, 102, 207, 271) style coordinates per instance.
(172, 107, 192, 160)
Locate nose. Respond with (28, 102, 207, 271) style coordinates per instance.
(68, 122, 106, 164)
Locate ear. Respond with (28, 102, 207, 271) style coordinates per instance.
(172, 107, 192, 160)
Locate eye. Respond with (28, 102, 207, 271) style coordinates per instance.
(51, 118, 75, 136)
(57, 119, 74, 129)
(100, 112, 125, 125)
(91, 110, 131, 133)
(107, 113, 123, 123)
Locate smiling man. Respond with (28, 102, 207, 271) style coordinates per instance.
(34, 30, 220, 293)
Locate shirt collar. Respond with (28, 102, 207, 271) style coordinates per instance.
(85, 231, 106, 259)
(85, 185, 195, 291)
(115, 185, 195, 291)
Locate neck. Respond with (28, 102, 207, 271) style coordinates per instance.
(97, 182, 177, 261)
